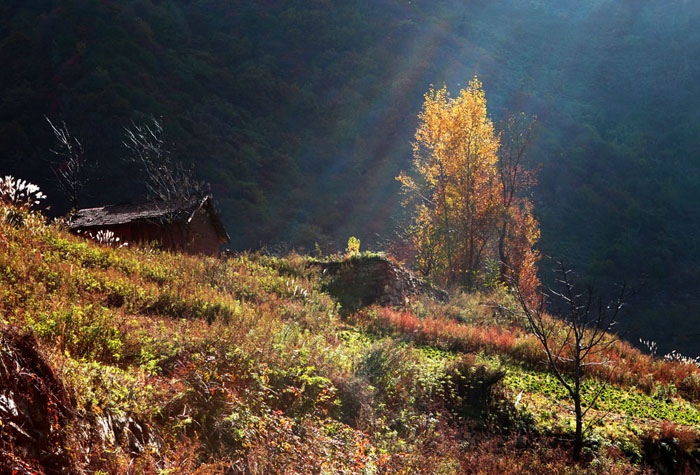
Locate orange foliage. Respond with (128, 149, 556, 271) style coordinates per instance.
(353, 306, 700, 402)
(500, 200, 540, 300)
(397, 79, 539, 296)
(353, 306, 536, 362)
(496, 113, 540, 300)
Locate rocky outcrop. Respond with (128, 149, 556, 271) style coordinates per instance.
(314, 255, 447, 311)
(0, 327, 156, 474)
(0, 327, 76, 474)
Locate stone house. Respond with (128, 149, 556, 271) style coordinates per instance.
(68, 195, 229, 256)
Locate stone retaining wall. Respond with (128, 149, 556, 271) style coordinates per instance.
(313, 256, 446, 310)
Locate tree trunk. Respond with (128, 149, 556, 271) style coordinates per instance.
(573, 365, 583, 461)
(574, 394, 583, 459)
(498, 221, 508, 282)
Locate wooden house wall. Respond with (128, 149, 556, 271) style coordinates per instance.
(183, 207, 223, 256)
(73, 210, 221, 256)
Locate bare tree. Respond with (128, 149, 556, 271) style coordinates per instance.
(511, 260, 632, 459)
(46, 116, 88, 210)
(496, 113, 537, 283)
(497, 113, 537, 207)
(122, 116, 206, 202)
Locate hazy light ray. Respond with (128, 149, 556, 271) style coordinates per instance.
(303, 0, 651, 243)
(308, 3, 463, 237)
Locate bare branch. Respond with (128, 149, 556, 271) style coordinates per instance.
(46, 116, 89, 210)
(122, 116, 207, 202)
(511, 258, 634, 460)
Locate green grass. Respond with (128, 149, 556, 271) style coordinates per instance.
(2, 203, 699, 474)
(503, 364, 700, 427)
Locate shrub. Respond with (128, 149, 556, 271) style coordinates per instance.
(441, 355, 505, 420)
(346, 236, 361, 255)
(641, 422, 700, 473)
(0, 175, 46, 209)
(29, 305, 127, 364)
(356, 338, 447, 447)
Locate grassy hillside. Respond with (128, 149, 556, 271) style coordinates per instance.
(1, 202, 700, 473)
(4, 0, 700, 356)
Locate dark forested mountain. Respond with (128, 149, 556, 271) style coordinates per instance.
(2, 0, 700, 354)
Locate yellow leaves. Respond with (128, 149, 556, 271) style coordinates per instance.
(397, 78, 539, 288)
(345, 236, 360, 256)
(396, 171, 415, 192)
(415, 80, 500, 204)
(398, 78, 503, 282)
(416, 79, 498, 174)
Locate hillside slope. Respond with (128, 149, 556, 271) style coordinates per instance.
(1, 202, 699, 473)
(3, 0, 700, 355)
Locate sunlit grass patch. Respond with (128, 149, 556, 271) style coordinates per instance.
(503, 364, 700, 436)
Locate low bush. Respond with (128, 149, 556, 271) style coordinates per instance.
(441, 354, 506, 420)
(641, 422, 700, 474)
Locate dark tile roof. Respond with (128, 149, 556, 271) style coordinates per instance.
(68, 195, 229, 242)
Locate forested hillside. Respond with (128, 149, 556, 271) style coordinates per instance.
(2, 0, 700, 354)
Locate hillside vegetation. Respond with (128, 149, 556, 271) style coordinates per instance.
(3, 0, 700, 355)
(2, 202, 700, 474)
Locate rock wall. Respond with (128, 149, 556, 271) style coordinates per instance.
(314, 256, 446, 310)
(0, 327, 75, 473)
(0, 327, 156, 474)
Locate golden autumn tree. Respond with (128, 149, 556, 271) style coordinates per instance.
(397, 78, 539, 292)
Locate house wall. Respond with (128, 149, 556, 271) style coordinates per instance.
(74, 211, 221, 256)
(183, 208, 222, 256)
(91, 222, 188, 251)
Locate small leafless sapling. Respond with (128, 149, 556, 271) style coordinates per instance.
(496, 112, 538, 283)
(46, 116, 89, 210)
(122, 116, 206, 202)
(511, 260, 633, 459)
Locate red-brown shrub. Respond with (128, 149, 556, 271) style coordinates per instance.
(351, 305, 700, 403)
